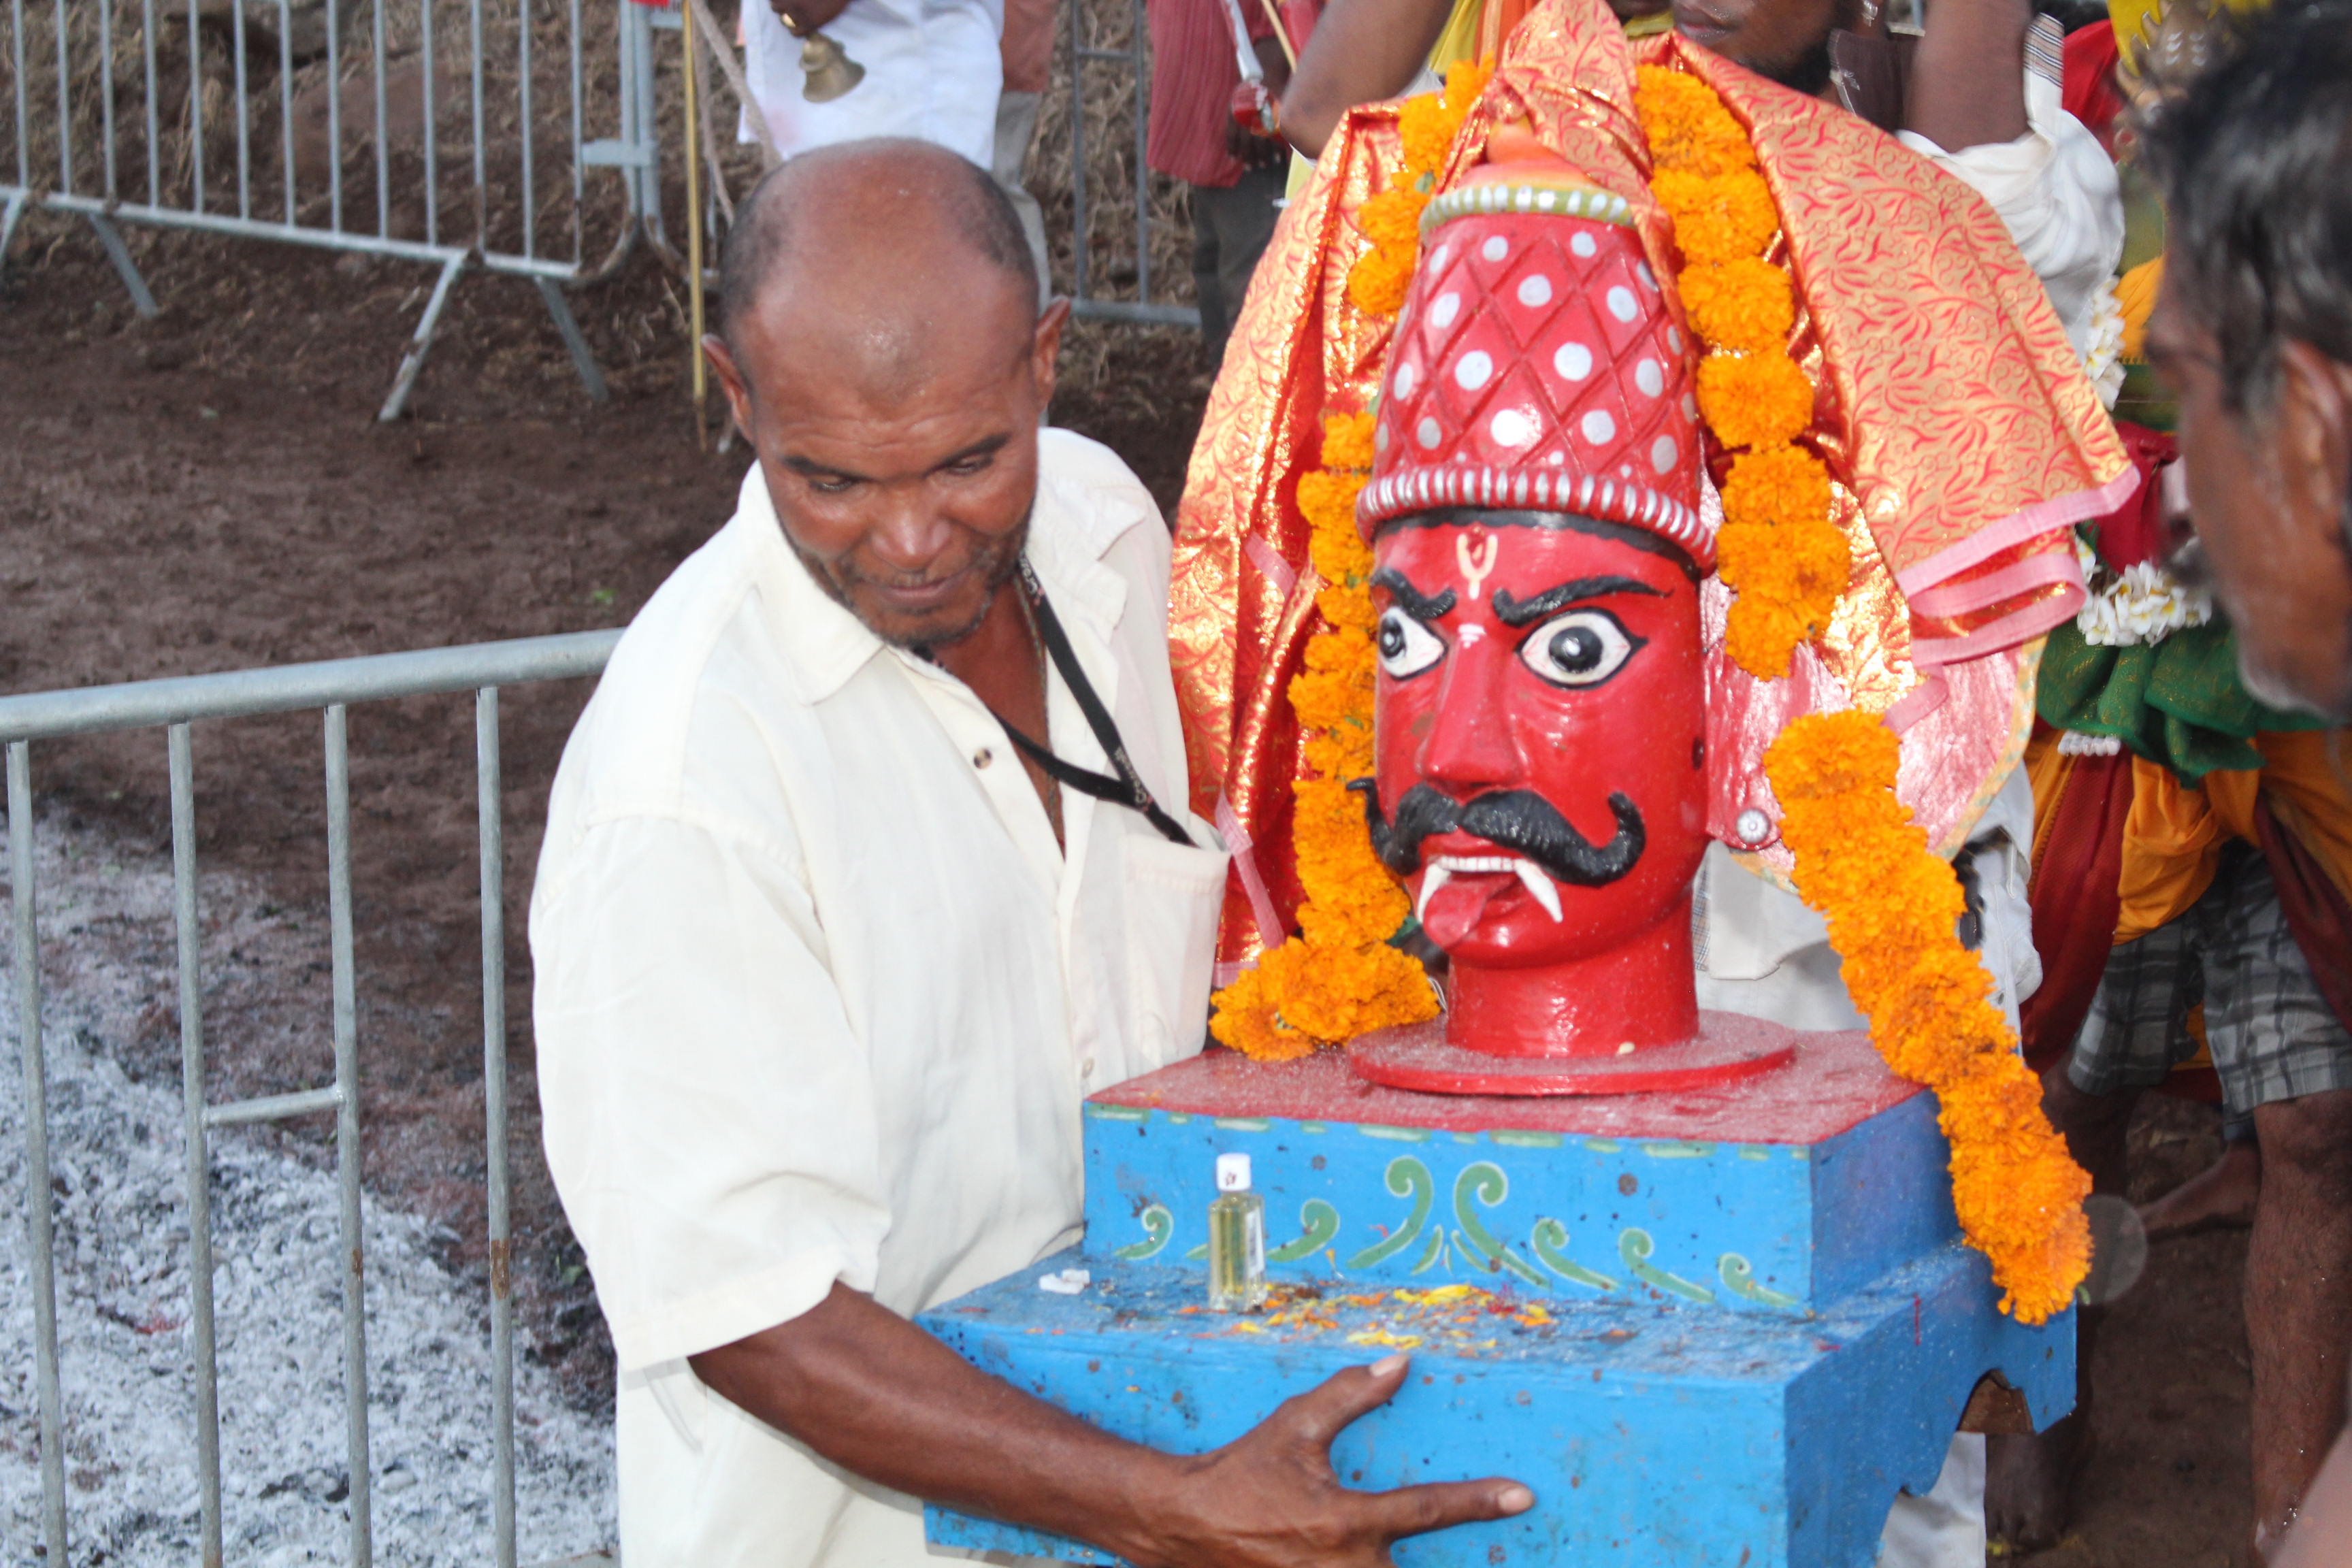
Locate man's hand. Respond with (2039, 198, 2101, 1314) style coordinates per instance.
(1134, 1355, 1535, 1567)
(690, 1284, 1533, 1567)
(770, 0, 851, 35)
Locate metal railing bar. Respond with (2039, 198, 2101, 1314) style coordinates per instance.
(28, 190, 586, 276)
(8, 741, 69, 1567)
(567, 0, 581, 264)
(517, 0, 535, 259)
(167, 722, 226, 1568)
(478, 685, 517, 1568)
(328, 0, 344, 232)
(374, 0, 391, 237)
(101, 0, 120, 200)
(11, 0, 27, 191)
(1129, 0, 1147, 304)
(1067, 0, 1087, 305)
(233, 0, 252, 217)
(201, 1083, 347, 1126)
(51, 0, 71, 197)
(184, 0, 201, 210)
(0, 630, 619, 744)
(1073, 46, 1128, 59)
(140, 0, 159, 207)
(469, 0, 485, 242)
(423, 0, 439, 244)
(280, 0, 296, 224)
(1071, 297, 1200, 327)
(325, 704, 374, 1567)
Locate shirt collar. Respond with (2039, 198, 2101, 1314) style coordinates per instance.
(735, 433, 1148, 706)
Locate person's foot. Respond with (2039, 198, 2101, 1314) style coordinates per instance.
(1987, 1412, 2093, 1553)
(2140, 1138, 2261, 1239)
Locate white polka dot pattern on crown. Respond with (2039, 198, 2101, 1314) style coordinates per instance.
(1365, 193, 1710, 567)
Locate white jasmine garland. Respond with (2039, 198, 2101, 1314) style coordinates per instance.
(2074, 531, 2213, 648)
(2084, 279, 2128, 412)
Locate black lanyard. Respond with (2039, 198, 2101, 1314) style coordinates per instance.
(985, 560, 1196, 848)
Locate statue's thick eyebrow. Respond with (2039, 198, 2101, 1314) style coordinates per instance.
(1492, 576, 1665, 627)
(1369, 566, 1458, 622)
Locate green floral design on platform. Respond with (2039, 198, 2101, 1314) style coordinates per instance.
(1346, 1157, 1436, 1269)
(1267, 1200, 1341, 1263)
(1531, 1219, 1618, 1291)
(1619, 1228, 1716, 1303)
(1451, 1163, 1545, 1286)
(1113, 1205, 1173, 1261)
(1716, 1253, 1799, 1309)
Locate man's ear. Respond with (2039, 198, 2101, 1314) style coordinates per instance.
(2278, 340, 2352, 541)
(1030, 297, 1073, 414)
(704, 335, 758, 445)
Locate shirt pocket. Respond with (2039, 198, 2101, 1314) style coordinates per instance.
(1121, 834, 1229, 1068)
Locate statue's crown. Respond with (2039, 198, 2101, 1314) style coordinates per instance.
(1359, 162, 1711, 570)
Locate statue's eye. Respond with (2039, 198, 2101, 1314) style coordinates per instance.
(1375, 608, 1446, 679)
(1518, 608, 1642, 688)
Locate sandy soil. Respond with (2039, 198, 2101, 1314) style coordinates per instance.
(2, 208, 2263, 1563)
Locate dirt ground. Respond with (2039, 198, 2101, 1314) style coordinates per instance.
(1, 212, 2261, 1560)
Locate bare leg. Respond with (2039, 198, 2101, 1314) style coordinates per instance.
(1986, 1066, 2138, 1550)
(2140, 1134, 2263, 1238)
(2247, 1090, 2352, 1556)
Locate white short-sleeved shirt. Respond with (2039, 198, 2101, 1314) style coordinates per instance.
(530, 429, 1227, 1568)
(740, 0, 1004, 167)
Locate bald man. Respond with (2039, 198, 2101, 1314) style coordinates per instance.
(529, 140, 1531, 1568)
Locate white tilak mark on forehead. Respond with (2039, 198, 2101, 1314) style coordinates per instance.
(1455, 623, 1488, 647)
(1456, 532, 1500, 601)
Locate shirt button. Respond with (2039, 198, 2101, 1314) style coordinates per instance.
(973, 747, 994, 769)
(1079, 1057, 1096, 1080)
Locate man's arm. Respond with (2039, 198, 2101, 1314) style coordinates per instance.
(691, 1282, 1535, 1568)
(1903, 0, 2029, 152)
(1279, 0, 1453, 159)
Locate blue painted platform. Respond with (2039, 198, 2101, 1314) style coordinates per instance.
(917, 1033, 2074, 1565)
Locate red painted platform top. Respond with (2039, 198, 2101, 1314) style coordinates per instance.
(1091, 1028, 1923, 1145)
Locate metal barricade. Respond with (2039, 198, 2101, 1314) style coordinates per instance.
(0, 0, 675, 419)
(0, 630, 619, 1568)
(1060, 0, 1198, 329)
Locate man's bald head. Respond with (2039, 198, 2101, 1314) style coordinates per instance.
(718, 137, 1039, 369)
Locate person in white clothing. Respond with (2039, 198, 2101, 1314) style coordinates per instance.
(742, 0, 1004, 167)
(531, 139, 1536, 1568)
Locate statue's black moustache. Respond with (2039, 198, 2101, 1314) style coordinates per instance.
(1350, 781, 1646, 888)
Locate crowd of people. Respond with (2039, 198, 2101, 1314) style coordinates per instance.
(536, 0, 2352, 1563)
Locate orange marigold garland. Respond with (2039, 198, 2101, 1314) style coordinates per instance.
(1211, 63, 1492, 1061)
(1634, 65, 1848, 681)
(1766, 713, 2092, 1324)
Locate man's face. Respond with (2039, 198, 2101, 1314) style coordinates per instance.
(707, 279, 1067, 651)
(1672, 0, 1852, 86)
(2146, 282, 2352, 720)
(1364, 516, 1710, 968)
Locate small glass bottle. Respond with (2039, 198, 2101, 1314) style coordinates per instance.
(1207, 1153, 1268, 1313)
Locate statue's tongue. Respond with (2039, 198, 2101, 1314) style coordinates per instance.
(1421, 870, 1518, 949)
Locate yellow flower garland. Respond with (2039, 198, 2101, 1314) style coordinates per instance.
(1766, 713, 2092, 1324)
(1634, 65, 1849, 682)
(1209, 61, 1491, 1061)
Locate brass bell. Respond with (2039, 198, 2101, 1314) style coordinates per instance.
(796, 30, 866, 103)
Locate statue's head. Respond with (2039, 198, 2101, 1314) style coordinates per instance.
(1354, 166, 1714, 1058)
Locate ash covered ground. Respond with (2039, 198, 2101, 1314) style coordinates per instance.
(1, 811, 615, 1565)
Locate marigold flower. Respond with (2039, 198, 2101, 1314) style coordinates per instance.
(1695, 350, 1815, 449)
(1654, 167, 1778, 267)
(1679, 257, 1795, 355)
(1635, 65, 1755, 178)
(1720, 443, 1832, 530)
(1347, 248, 1415, 316)
(1320, 410, 1379, 473)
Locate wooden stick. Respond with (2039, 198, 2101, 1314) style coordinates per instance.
(1255, 0, 1299, 69)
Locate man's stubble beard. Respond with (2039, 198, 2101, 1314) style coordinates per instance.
(788, 499, 1034, 653)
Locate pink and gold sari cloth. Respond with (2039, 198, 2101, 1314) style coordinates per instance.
(1169, 0, 2136, 967)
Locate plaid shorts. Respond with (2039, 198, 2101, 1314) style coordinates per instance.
(2068, 842, 2352, 1122)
